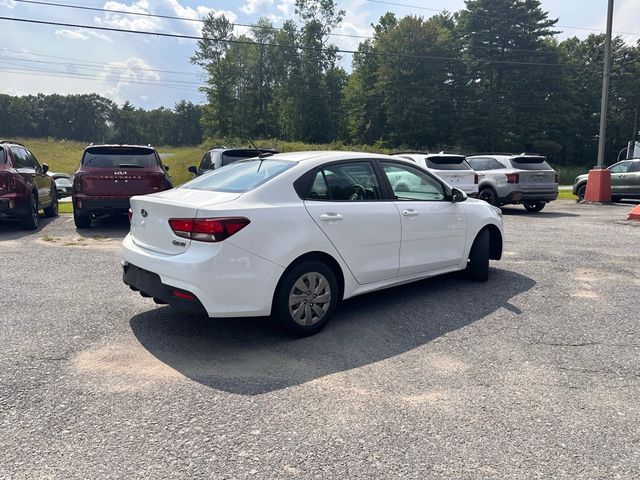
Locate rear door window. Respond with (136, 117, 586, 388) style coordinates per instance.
(468, 157, 505, 170)
(628, 162, 640, 172)
(82, 147, 159, 168)
(381, 162, 446, 201)
(425, 156, 470, 171)
(510, 156, 553, 170)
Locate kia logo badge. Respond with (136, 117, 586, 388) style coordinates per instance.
(140, 209, 148, 218)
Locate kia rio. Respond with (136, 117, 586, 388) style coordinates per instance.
(122, 151, 504, 336)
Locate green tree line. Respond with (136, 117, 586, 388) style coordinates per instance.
(193, 0, 640, 166)
(0, 93, 203, 146)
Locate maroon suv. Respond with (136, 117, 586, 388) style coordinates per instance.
(0, 140, 58, 230)
(72, 144, 172, 228)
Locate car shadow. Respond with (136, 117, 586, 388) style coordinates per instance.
(75, 214, 130, 240)
(0, 215, 57, 240)
(130, 267, 535, 395)
(500, 207, 580, 218)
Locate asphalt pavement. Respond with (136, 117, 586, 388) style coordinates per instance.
(1, 200, 639, 479)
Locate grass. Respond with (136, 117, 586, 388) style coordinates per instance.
(558, 190, 578, 200)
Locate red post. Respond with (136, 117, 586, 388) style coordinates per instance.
(584, 169, 612, 202)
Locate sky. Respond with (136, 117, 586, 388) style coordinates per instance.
(0, 0, 639, 110)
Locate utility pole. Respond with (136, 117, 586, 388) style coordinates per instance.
(585, 0, 614, 202)
(628, 103, 639, 159)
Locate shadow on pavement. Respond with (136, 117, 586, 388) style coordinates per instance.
(500, 207, 580, 218)
(75, 214, 130, 240)
(0, 215, 57, 240)
(130, 267, 535, 395)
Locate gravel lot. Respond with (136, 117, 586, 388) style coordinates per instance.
(1, 200, 639, 479)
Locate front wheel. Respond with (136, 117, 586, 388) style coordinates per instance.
(43, 188, 58, 218)
(478, 187, 498, 206)
(21, 194, 39, 230)
(523, 202, 545, 212)
(467, 229, 490, 282)
(274, 261, 338, 337)
(577, 184, 586, 201)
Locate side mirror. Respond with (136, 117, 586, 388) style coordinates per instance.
(451, 187, 467, 203)
(163, 164, 170, 172)
(188, 165, 198, 175)
(42, 163, 49, 174)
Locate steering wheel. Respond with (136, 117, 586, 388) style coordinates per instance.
(349, 184, 365, 201)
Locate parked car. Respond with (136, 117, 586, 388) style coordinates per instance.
(123, 151, 504, 336)
(188, 147, 279, 176)
(466, 154, 559, 212)
(72, 144, 173, 229)
(394, 152, 479, 197)
(47, 171, 73, 198)
(573, 159, 640, 202)
(0, 140, 58, 229)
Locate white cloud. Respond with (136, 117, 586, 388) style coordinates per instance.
(0, 0, 16, 8)
(276, 0, 296, 18)
(100, 57, 161, 103)
(54, 29, 114, 43)
(240, 0, 274, 15)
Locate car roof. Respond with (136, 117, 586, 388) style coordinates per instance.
(84, 144, 156, 151)
(396, 153, 466, 159)
(0, 140, 25, 147)
(267, 150, 400, 165)
(207, 147, 278, 153)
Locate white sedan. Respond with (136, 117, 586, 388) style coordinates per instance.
(122, 151, 504, 336)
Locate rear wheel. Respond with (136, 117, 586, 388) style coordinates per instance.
(21, 194, 39, 230)
(274, 261, 338, 337)
(43, 188, 58, 218)
(478, 187, 498, 206)
(467, 229, 490, 282)
(577, 183, 586, 201)
(523, 201, 545, 212)
(74, 209, 91, 229)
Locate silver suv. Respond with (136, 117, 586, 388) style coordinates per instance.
(466, 154, 559, 212)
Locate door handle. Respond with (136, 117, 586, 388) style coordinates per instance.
(402, 209, 419, 217)
(319, 213, 343, 221)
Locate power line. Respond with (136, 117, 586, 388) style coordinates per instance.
(364, 0, 640, 37)
(0, 15, 590, 69)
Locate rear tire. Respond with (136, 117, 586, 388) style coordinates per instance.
(21, 194, 39, 230)
(523, 202, 545, 212)
(43, 188, 58, 218)
(74, 209, 91, 229)
(274, 260, 338, 337)
(467, 229, 490, 282)
(577, 184, 586, 201)
(478, 187, 498, 206)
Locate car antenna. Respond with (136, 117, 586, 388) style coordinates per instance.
(248, 138, 271, 172)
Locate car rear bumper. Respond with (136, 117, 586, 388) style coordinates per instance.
(500, 190, 558, 203)
(73, 195, 131, 213)
(121, 233, 285, 317)
(0, 198, 11, 213)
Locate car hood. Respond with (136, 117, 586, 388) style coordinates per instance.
(575, 173, 589, 184)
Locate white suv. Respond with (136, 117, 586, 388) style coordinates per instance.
(394, 152, 478, 197)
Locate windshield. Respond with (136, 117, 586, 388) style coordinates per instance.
(425, 156, 470, 171)
(82, 147, 158, 168)
(510, 156, 553, 171)
(181, 159, 294, 193)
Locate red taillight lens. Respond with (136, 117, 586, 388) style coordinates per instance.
(73, 173, 84, 193)
(474, 173, 479, 184)
(168, 217, 250, 242)
(506, 173, 519, 184)
(128, 208, 133, 223)
(555, 173, 560, 184)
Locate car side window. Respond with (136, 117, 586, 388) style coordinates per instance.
(610, 162, 630, 174)
(26, 150, 42, 170)
(307, 162, 381, 201)
(200, 152, 213, 170)
(628, 162, 640, 173)
(485, 159, 505, 170)
(381, 162, 446, 201)
(11, 147, 36, 169)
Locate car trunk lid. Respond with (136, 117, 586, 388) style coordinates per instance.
(510, 156, 557, 190)
(129, 189, 242, 255)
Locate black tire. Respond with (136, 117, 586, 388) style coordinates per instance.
(478, 187, 498, 206)
(21, 194, 39, 230)
(577, 183, 586, 201)
(74, 209, 91, 229)
(467, 229, 490, 282)
(523, 201, 545, 212)
(611, 195, 622, 203)
(43, 188, 58, 218)
(273, 260, 339, 337)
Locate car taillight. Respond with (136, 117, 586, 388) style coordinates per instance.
(474, 174, 479, 184)
(168, 217, 250, 242)
(555, 173, 560, 184)
(128, 208, 133, 223)
(73, 173, 84, 194)
(506, 173, 519, 184)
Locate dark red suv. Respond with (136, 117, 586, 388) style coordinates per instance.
(0, 140, 58, 230)
(72, 144, 173, 228)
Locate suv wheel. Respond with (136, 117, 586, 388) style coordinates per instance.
(478, 187, 498, 206)
(21, 194, 39, 230)
(74, 209, 91, 229)
(274, 260, 338, 337)
(577, 184, 586, 201)
(43, 188, 59, 218)
(467, 229, 490, 282)
(523, 202, 545, 213)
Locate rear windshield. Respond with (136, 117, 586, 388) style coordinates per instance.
(0, 147, 5, 164)
(510, 156, 552, 171)
(181, 159, 294, 193)
(425, 156, 470, 171)
(221, 150, 266, 166)
(82, 147, 158, 168)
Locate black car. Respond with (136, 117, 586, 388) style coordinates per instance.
(188, 147, 278, 176)
(0, 140, 58, 229)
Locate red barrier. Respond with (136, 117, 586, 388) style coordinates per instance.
(584, 169, 611, 203)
